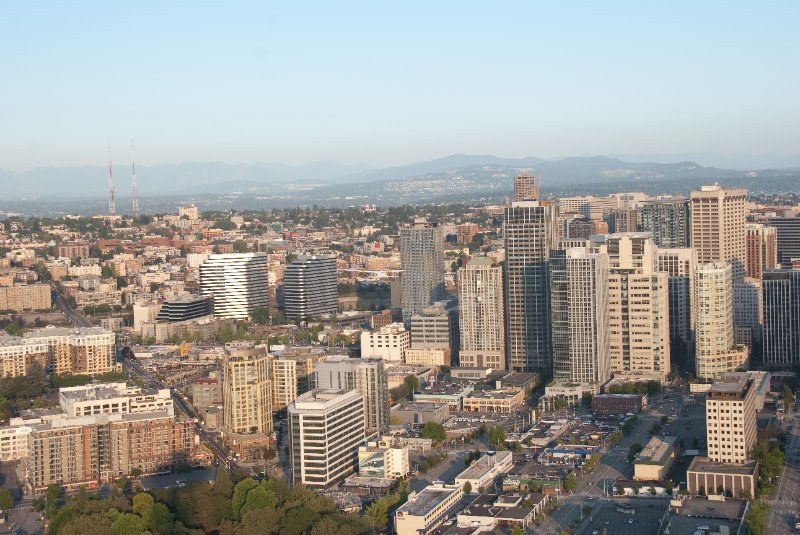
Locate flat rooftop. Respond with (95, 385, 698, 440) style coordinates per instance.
(635, 435, 678, 465)
(687, 457, 758, 475)
(396, 485, 459, 517)
(455, 451, 512, 481)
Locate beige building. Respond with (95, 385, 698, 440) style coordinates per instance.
(395, 483, 463, 535)
(462, 389, 525, 414)
(706, 372, 757, 464)
(604, 234, 671, 383)
(694, 262, 749, 379)
(633, 435, 679, 481)
(0, 327, 116, 377)
(0, 285, 51, 311)
(403, 347, 451, 367)
(360, 323, 410, 362)
(690, 184, 747, 281)
(58, 382, 173, 417)
(458, 258, 505, 370)
(222, 348, 272, 436)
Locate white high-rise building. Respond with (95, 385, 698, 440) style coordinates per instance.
(360, 323, 410, 362)
(550, 247, 610, 384)
(458, 258, 505, 370)
(313, 356, 389, 436)
(694, 262, 749, 379)
(288, 389, 365, 488)
(199, 253, 268, 319)
(283, 254, 338, 320)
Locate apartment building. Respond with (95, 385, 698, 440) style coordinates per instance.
(199, 253, 269, 319)
(690, 184, 747, 281)
(288, 389, 365, 488)
(638, 198, 691, 248)
(458, 258, 505, 370)
(0, 285, 51, 311)
(58, 382, 173, 417)
(705, 373, 757, 464)
(399, 222, 444, 324)
(222, 348, 272, 436)
(745, 223, 777, 279)
(360, 323, 410, 362)
(657, 248, 696, 349)
(403, 347, 450, 367)
(0, 327, 116, 377)
(283, 254, 338, 320)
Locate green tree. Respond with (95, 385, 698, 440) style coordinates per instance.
(403, 374, 420, 394)
(564, 473, 577, 492)
(785, 384, 794, 413)
(232, 240, 248, 253)
(111, 512, 146, 535)
(365, 499, 389, 531)
(488, 426, 506, 448)
(132, 492, 154, 516)
(511, 527, 524, 535)
(231, 478, 259, 520)
(251, 306, 270, 325)
(280, 506, 320, 535)
(240, 507, 282, 535)
(463, 482, 472, 494)
(745, 500, 769, 535)
(421, 421, 446, 441)
(0, 489, 13, 511)
(627, 443, 643, 463)
(214, 465, 233, 497)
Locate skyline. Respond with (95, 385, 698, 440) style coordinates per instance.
(1, 2, 799, 172)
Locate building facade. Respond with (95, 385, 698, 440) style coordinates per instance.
(762, 269, 800, 369)
(705, 373, 757, 464)
(638, 198, 691, 248)
(199, 253, 269, 319)
(399, 222, 444, 324)
(744, 224, 777, 279)
(222, 349, 272, 436)
(283, 254, 338, 320)
(458, 258, 505, 370)
(690, 184, 747, 281)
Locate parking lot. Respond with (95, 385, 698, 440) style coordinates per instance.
(577, 498, 668, 535)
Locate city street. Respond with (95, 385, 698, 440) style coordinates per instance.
(765, 412, 800, 535)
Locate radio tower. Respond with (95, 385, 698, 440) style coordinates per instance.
(107, 140, 115, 216)
(131, 139, 140, 218)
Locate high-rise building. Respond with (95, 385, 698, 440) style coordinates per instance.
(657, 248, 697, 350)
(638, 198, 691, 248)
(222, 348, 272, 436)
(767, 217, 800, 266)
(604, 233, 671, 383)
(503, 200, 557, 376)
(313, 356, 389, 436)
(199, 253, 268, 319)
(694, 263, 749, 379)
(360, 323, 411, 362)
(705, 373, 757, 464)
(455, 223, 479, 245)
(690, 184, 747, 281)
(744, 224, 777, 279)
(604, 207, 638, 234)
(458, 258, 505, 370)
(270, 348, 325, 411)
(549, 247, 610, 384)
(399, 222, 444, 324)
(513, 172, 540, 202)
(283, 254, 338, 320)
(762, 269, 800, 369)
(733, 279, 762, 346)
(288, 389, 365, 488)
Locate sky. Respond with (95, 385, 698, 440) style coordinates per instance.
(1, 1, 798, 171)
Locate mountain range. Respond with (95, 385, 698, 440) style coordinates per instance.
(1, 154, 799, 216)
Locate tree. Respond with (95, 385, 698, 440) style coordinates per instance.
(240, 507, 281, 535)
(232, 240, 248, 253)
(463, 482, 472, 494)
(403, 374, 420, 394)
(365, 499, 389, 531)
(785, 384, 794, 413)
(745, 500, 769, 535)
(488, 426, 506, 448)
(132, 492, 155, 516)
(251, 306, 270, 325)
(280, 506, 320, 535)
(231, 478, 259, 520)
(511, 527, 523, 535)
(111, 512, 146, 535)
(564, 473, 577, 492)
(0, 489, 12, 511)
(421, 421, 446, 441)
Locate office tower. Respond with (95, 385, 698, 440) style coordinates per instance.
(550, 247, 610, 384)
(767, 217, 800, 266)
(155, 294, 213, 322)
(638, 198, 691, 248)
(360, 323, 411, 362)
(690, 184, 747, 281)
(694, 263, 749, 379)
(313, 356, 389, 435)
(199, 253, 268, 319)
(503, 200, 557, 376)
(399, 222, 444, 324)
(513, 172, 540, 202)
(657, 248, 696, 350)
(458, 258, 505, 369)
(705, 373, 757, 464)
(283, 254, 338, 320)
(410, 301, 459, 357)
(762, 269, 800, 369)
(288, 389, 365, 488)
(604, 233, 671, 382)
(222, 348, 272, 436)
(744, 224, 777, 278)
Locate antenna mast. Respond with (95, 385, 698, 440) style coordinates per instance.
(107, 139, 115, 215)
(131, 139, 139, 218)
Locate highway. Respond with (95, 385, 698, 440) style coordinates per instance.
(51, 286, 93, 328)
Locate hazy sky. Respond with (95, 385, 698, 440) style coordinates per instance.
(1, 1, 798, 171)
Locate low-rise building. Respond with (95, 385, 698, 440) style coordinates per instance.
(358, 442, 410, 479)
(58, 382, 173, 417)
(403, 347, 451, 367)
(686, 457, 759, 498)
(454, 450, 513, 491)
(591, 393, 648, 415)
(390, 401, 449, 427)
(462, 389, 525, 414)
(394, 483, 463, 535)
(414, 382, 474, 410)
(633, 435, 679, 481)
(456, 493, 546, 531)
(360, 323, 410, 362)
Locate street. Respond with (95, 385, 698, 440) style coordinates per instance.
(765, 411, 800, 535)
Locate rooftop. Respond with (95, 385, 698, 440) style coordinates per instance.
(396, 484, 460, 517)
(455, 451, 512, 481)
(687, 456, 758, 476)
(635, 435, 679, 465)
